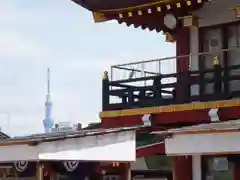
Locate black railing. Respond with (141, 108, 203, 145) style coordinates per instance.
(102, 48, 240, 111)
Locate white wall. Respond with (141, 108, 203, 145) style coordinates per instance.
(165, 131, 240, 155)
(38, 130, 136, 161)
(0, 130, 136, 162)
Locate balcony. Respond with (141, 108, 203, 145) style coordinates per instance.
(102, 48, 240, 111)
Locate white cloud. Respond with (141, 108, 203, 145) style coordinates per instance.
(0, 31, 47, 60)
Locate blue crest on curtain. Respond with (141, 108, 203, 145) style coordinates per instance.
(51, 161, 99, 180)
(0, 161, 101, 180)
(13, 161, 36, 177)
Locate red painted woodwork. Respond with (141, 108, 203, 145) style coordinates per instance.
(43, 164, 55, 180)
(176, 28, 190, 72)
(101, 106, 240, 129)
(234, 163, 239, 180)
(176, 28, 190, 102)
(218, 107, 240, 121)
(101, 115, 143, 128)
(136, 143, 165, 157)
(172, 156, 192, 180)
(152, 109, 209, 125)
(119, 163, 131, 180)
(101, 109, 210, 129)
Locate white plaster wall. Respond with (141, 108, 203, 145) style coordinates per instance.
(38, 130, 136, 161)
(0, 130, 136, 162)
(0, 145, 38, 162)
(165, 131, 240, 155)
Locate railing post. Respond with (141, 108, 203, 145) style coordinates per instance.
(153, 75, 162, 105)
(102, 71, 109, 111)
(213, 56, 222, 100)
(177, 71, 190, 103)
(159, 74, 163, 103)
(184, 70, 191, 102)
(127, 88, 134, 107)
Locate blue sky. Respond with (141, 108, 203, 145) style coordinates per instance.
(0, 0, 175, 135)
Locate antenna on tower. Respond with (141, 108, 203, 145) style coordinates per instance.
(47, 68, 50, 95)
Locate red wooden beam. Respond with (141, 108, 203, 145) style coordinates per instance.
(101, 106, 240, 129)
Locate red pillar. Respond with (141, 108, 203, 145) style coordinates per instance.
(176, 28, 190, 72)
(119, 163, 131, 180)
(176, 28, 190, 102)
(172, 156, 192, 180)
(234, 163, 239, 180)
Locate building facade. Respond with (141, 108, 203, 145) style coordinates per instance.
(72, 0, 240, 179)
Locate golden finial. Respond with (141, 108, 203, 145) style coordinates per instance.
(103, 71, 109, 80)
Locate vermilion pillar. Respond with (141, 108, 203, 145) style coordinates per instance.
(176, 28, 190, 103)
(119, 163, 131, 180)
(176, 28, 190, 72)
(234, 163, 240, 180)
(173, 28, 192, 180)
(173, 156, 192, 180)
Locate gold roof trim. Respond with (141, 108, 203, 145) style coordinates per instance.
(97, 0, 209, 13)
(99, 0, 172, 12)
(100, 99, 240, 118)
(117, 0, 204, 19)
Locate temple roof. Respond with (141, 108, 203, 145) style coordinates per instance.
(72, 0, 173, 12)
(154, 119, 240, 135)
(71, 0, 209, 35)
(8, 126, 140, 144)
(0, 126, 137, 162)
